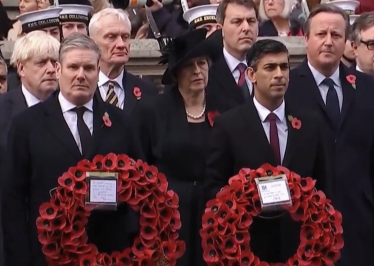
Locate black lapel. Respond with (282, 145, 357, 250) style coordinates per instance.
(86, 94, 107, 159)
(282, 104, 299, 167)
(241, 100, 276, 165)
(123, 71, 138, 115)
(9, 87, 28, 117)
(43, 91, 82, 160)
(339, 65, 355, 130)
(210, 56, 245, 103)
(298, 60, 328, 117)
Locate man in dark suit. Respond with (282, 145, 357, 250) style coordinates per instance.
(0, 30, 60, 149)
(206, 0, 259, 113)
(205, 39, 325, 263)
(89, 8, 157, 117)
(286, 4, 374, 266)
(2, 34, 137, 266)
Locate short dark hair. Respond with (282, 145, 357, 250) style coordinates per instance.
(304, 4, 349, 39)
(351, 12, 374, 45)
(216, 0, 258, 24)
(246, 39, 288, 70)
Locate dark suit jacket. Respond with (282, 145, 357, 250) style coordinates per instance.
(206, 54, 250, 113)
(286, 60, 374, 266)
(0, 88, 27, 148)
(2, 91, 138, 266)
(97, 70, 158, 117)
(205, 99, 325, 262)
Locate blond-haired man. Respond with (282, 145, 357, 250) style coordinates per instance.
(0, 30, 59, 148)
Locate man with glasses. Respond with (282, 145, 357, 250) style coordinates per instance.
(351, 12, 374, 75)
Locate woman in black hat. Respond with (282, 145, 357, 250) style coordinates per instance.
(131, 28, 225, 266)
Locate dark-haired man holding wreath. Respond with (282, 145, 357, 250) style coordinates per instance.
(2, 33, 138, 266)
(205, 39, 326, 263)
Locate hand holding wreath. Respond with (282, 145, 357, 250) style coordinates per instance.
(37, 153, 185, 266)
(200, 164, 343, 266)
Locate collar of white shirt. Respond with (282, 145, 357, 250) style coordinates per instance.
(21, 84, 41, 107)
(58, 92, 93, 113)
(223, 47, 247, 72)
(308, 61, 341, 87)
(356, 64, 364, 73)
(98, 70, 124, 90)
(253, 96, 286, 123)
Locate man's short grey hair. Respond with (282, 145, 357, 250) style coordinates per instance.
(59, 33, 101, 63)
(0, 57, 7, 73)
(258, 0, 295, 21)
(304, 4, 349, 39)
(89, 8, 131, 37)
(351, 12, 374, 45)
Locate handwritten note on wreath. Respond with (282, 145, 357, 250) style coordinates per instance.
(89, 179, 117, 203)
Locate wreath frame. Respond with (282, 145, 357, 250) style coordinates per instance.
(200, 164, 343, 266)
(37, 153, 185, 266)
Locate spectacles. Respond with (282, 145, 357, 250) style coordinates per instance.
(264, 0, 283, 3)
(360, 40, 374, 51)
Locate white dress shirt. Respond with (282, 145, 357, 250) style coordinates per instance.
(223, 48, 253, 95)
(253, 97, 288, 163)
(308, 62, 343, 110)
(21, 85, 41, 107)
(58, 92, 94, 154)
(356, 64, 364, 73)
(98, 70, 125, 109)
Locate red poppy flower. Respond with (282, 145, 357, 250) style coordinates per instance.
(142, 164, 158, 184)
(56, 254, 72, 265)
(79, 253, 96, 266)
(290, 200, 308, 221)
(118, 184, 132, 202)
(319, 231, 332, 246)
(250, 194, 262, 216)
(102, 153, 118, 171)
(346, 74, 356, 85)
(333, 233, 344, 249)
(291, 118, 302, 130)
(129, 168, 141, 182)
(170, 209, 182, 231)
(140, 223, 158, 240)
(203, 244, 220, 263)
(102, 112, 112, 127)
(300, 224, 321, 243)
(69, 166, 88, 182)
(140, 202, 158, 219)
(237, 211, 253, 229)
(132, 237, 146, 257)
(50, 214, 67, 231)
(309, 210, 326, 223)
(202, 212, 218, 229)
(92, 154, 104, 169)
(156, 173, 168, 192)
(39, 202, 59, 220)
(96, 253, 112, 265)
(165, 190, 179, 208)
(158, 206, 173, 225)
(75, 244, 93, 254)
(240, 250, 255, 265)
(323, 250, 341, 264)
(256, 163, 278, 177)
(289, 182, 301, 200)
(36, 217, 53, 232)
(116, 154, 132, 171)
(71, 221, 85, 238)
(133, 87, 142, 100)
(58, 172, 76, 191)
(235, 231, 250, 244)
(38, 231, 52, 245)
(299, 177, 316, 192)
(325, 203, 336, 215)
(207, 110, 220, 127)
(330, 210, 343, 224)
(42, 242, 60, 259)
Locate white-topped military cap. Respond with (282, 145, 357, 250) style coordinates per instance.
(59, 4, 93, 24)
(17, 7, 62, 33)
(325, 0, 360, 14)
(183, 4, 219, 28)
(349, 14, 359, 25)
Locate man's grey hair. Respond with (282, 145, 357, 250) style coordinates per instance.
(0, 57, 7, 73)
(89, 8, 131, 37)
(351, 12, 374, 45)
(304, 4, 349, 39)
(59, 33, 101, 63)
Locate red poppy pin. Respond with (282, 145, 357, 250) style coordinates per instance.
(208, 111, 220, 127)
(288, 115, 301, 130)
(133, 87, 142, 100)
(102, 112, 112, 127)
(346, 74, 356, 89)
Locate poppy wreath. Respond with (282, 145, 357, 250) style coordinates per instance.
(200, 164, 343, 266)
(37, 153, 185, 266)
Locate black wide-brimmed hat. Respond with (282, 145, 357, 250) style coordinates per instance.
(160, 28, 213, 85)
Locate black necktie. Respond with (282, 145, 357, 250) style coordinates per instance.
(74, 107, 92, 157)
(323, 78, 340, 129)
(237, 63, 250, 100)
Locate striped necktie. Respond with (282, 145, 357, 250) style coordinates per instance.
(105, 81, 119, 108)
